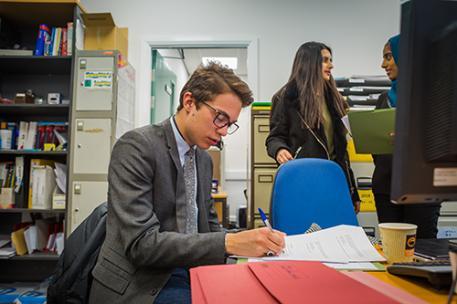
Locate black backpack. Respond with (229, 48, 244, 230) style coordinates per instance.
(47, 202, 108, 304)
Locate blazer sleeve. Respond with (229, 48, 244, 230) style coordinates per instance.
(108, 130, 226, 269)
(266, 91, 293, 161)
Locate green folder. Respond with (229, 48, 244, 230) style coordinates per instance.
(348, 108, 396, 154)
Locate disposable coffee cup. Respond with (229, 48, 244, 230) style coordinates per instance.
(379, 223, 417, 263)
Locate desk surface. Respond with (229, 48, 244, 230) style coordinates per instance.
(368, 271, 453, 303)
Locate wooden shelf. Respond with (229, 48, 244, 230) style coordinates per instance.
(0, 104, 70, 123)
(0, 149, 67, 156)
(0, 56, 72, 74)
(0, 208, 66, 214)
(0, 2, 78, 28)
(10, 252, 59, 261)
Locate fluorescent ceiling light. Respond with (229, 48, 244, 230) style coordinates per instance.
(202, 57, 238, 70)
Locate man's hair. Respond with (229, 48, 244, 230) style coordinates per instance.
(177, 62, 253, 110)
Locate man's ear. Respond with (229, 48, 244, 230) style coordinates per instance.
(182, 92, 194, 112)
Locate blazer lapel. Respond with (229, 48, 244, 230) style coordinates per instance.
(195, 149, 209, 230)
(162, 120, 187, 233)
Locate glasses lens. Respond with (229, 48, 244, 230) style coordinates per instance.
(227, 123, 239, 134)
(214, 112, 229, 128)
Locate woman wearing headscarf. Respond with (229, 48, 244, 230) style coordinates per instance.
(266, 41, 360, 212)
(372, 35, 441, 238)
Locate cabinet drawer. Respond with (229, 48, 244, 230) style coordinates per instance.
(73, 118, 111, 174)
(76, 56, 115, 111)
(253, 116, 275, 164)
(253, 167, 277, 213)
(70, 181, 108, 232)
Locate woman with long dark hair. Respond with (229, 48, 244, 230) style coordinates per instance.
(266, 42, 360, 212)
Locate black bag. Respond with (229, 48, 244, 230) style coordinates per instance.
(47, 202, 108, 304)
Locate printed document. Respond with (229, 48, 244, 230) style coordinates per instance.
(263, 225, 385, 263)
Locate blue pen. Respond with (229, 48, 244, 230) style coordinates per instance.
(258, 208, 275, 256)
(258, 208, 273, 231)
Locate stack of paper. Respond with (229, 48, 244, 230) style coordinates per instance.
(262, 225, 385, 263)
(23, 221, 48, 254)
(0, 237, 15, 258)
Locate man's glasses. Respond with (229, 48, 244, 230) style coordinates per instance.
(200, 101, 239, 134)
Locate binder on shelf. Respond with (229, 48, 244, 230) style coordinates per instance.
(0, 188, 14, 209)
(28, 159, 56, 209)
(11, 227, 28, 256)
(0, 160, 16, 208)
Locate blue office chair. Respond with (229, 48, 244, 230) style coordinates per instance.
(270, 158, 358, 235)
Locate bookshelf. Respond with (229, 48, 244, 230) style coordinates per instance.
(0, 0, 84, 282)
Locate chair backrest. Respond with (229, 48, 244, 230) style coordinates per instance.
(270, 158, 358, 235)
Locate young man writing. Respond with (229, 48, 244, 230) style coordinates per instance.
(89, 62, 285, 303)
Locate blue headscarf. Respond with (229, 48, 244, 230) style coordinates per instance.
(387, 35, 400, 107)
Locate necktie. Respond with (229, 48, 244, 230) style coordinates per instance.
(184, 148, 198, 234)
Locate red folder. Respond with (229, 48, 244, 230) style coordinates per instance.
(248, 261, 400, 304)
(190, 263, 278, 304)
(191, 261, 401, 304)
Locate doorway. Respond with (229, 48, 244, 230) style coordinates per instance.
(149, 47, 248, 124)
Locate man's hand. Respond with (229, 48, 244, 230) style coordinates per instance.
(276, 149, 293, 164)
(225, 227, 286, 257)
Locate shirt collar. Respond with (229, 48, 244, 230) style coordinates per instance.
(170, 116, 195, 166)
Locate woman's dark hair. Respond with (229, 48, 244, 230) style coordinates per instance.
(285, 41, 347, 128)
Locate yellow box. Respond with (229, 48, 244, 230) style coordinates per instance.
(82, 13, 128, 61)
(358, 189, 376, 212)
(347, 138, 373, 162)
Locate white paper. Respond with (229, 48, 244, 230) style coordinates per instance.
(54, 162, 67, 193)
(262, 225, 385, 263)
(324, 262, 380, 271)
(341, 115, 351, 135)
(55, 232, 64, 255)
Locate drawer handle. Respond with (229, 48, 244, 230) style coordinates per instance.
(257, 125, 270, 133)
(258, 175, 273, 183)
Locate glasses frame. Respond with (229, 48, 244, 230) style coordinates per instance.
(200, 101, 239, 134)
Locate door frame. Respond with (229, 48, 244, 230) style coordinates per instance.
(137, 37, 259, 127)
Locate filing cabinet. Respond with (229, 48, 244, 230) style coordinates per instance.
(67, 51, 119, 232)
(249, 109, 277, 228)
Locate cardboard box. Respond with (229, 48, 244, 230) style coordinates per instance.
(82, 13, 128, 60)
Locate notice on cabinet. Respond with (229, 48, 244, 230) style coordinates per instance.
(84, 71, 113, 89)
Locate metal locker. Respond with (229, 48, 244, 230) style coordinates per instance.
(76, 56, 115, 111)
(73, 118, 111, 174)
(70, 181, 109, 232)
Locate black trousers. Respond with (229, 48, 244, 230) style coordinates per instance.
(374, 193, 441, 239)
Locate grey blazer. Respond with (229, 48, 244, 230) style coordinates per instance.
(89, 119, 226, 303)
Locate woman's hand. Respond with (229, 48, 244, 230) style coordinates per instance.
(353, 200, 361, 214)
(276, 149, 293, 164)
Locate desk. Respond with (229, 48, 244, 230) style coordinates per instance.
(211, 192, 228, 228)
(368, 271, 453, 303)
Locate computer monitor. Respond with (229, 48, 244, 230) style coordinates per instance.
(391, 0, 457, 204)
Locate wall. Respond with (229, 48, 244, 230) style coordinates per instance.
(80, 0, 401, 221)
(156, 49, 188, 111)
